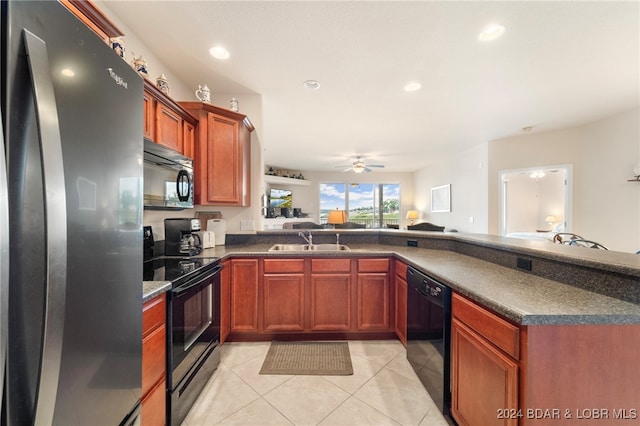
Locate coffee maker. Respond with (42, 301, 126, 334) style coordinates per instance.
(164, 218, 202, 256)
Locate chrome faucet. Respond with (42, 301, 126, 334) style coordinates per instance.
(336, 233, 340, 245)
(298, 230, 313, 246)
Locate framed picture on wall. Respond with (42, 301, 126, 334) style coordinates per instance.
(431, 184, 451, 212)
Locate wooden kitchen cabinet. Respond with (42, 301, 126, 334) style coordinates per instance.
(451, 292, 519, 426)
(356, 258, 391, 331)
(142, 293, 166, 426)
(180, 102, 254, 206)
(309, 258, 352, 331)
(263, 259, 305, 332)
(144, 80, 198, 156)
(61, 0, 123, 43)
(220, 260, 231, 344)
(229, 258, 260, 333)
(394, 260, 408, 345)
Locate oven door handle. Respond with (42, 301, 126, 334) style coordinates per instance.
(172, 264, 223, 295)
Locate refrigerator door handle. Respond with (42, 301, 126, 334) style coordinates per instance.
(22, 29, 68, 426)
(0, 103, 8, 419)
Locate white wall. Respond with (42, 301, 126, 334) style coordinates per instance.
(488, 108, 640, 253)
(413, 143, 489, 233)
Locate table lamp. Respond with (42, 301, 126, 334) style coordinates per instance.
(406, 210, 419, 226)
(327, 209, 347, 227)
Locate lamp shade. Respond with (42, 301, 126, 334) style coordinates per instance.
(406, 210, 419, 220)
(327, 209, 347, 224)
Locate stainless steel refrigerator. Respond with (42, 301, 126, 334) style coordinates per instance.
(1, 1, 143, 424)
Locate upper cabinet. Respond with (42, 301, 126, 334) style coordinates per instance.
(144, 80, 198, 156)
(61, 0, 123, 43)
(180, 102, 255, 207)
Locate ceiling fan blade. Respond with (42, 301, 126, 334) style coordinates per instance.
(364, 167, 372, 172)
(342, 167, 352, 172)
(367, 164, 385, 168)
(334, 165, 351, 168)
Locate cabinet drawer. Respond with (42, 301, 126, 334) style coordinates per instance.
(264, 258, 305, 273)
(358, 258, 389, 273)
(311, 258, 351, 273)
(142, 294, 166, 337)
(395, 260, 408, 278)
(141, 377, 166, 426)
(452, 293, 519, 359)
(142, 323, 166, 396)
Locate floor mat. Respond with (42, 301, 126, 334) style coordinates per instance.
(259, 341, 353, 376)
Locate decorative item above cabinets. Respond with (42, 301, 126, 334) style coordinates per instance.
(180, 102, 255, 207)
(143, 79, 198, 158)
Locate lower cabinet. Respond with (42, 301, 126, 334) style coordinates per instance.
(309, 258, 352, 331)
(263, 259, 305, 332)
(356, 258, 390, 331)
(227, 256, 392, 337)
(229, 258, 260, 333)
(394, 260, 408, 345)
(451, 292, 519, 426)
(142, 293, 166, 426)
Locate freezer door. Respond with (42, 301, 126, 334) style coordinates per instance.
(3, 1, 143, 424)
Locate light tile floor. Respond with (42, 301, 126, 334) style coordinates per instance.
(183, 340, 452, 426)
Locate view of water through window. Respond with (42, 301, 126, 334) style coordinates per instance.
(320, 183, 400, 228)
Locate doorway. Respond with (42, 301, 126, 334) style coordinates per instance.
(499, 165, 572, 236)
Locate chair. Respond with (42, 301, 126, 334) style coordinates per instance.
(334, 222, 366, 229)
(568, 239, 608, 250)
(407, 222, 445, 232)
(386, 224, 400, 229)
(553, 232, 584, 244)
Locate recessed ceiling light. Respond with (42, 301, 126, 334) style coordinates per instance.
(478, 24, 505, 41)
(61, 68, 75, 77)
(209, 46, 230, 60)
(522, 126, 533, 132)
(404, 82, 422, 92)
(303, 80, 321, 90)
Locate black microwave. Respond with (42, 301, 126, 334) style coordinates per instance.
(143, 139, 194, 210)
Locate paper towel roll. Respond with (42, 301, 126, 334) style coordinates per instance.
(207, 219, 226, 245)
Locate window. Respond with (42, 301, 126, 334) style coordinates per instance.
(320, 182, 400, 228)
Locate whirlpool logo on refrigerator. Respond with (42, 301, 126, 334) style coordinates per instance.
(107, 68, 128, 88)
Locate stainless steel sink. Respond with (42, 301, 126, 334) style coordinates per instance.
(308, 244, 350, 251)
(268, 243, 350, 252)
(268, 244, 310, 251)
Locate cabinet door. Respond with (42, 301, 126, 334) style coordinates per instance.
(141, 377, 166, 426)
(220, 260, 231, 344)
(357, 272, 390, 331)
(394, 273, 407, 344)
(309, 274, 351, 331)
(182, 120, 196, 158)
(263, 274, 305, 331)
(230, 259, 259, 333)
(143, 90, 155, 141)
(156, 103, 183, 152)
(451, 318, 518, 426)
(204, 113, 244, 205)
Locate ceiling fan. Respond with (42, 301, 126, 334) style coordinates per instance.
(335, 156, 385, 174)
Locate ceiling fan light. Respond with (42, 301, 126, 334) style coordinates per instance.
(353, 164, 365, 173)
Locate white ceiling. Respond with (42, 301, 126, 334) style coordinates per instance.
(104, 1, 639, 173)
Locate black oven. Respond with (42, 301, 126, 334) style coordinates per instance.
(143, 256, 222, 426)
(406, 266, 453, 419)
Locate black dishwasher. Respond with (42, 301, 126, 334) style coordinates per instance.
(406, 266, 452, 417)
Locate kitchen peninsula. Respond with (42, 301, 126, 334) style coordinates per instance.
(144, 229, 639, 426)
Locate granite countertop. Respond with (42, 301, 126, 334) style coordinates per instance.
(143, 280, 171, 303)
(185, 242, 640, 326)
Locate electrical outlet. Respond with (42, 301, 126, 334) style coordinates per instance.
(517, 257, 532, 271)
(240, 220, 255, 231)
(407, 239, 418, 247)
